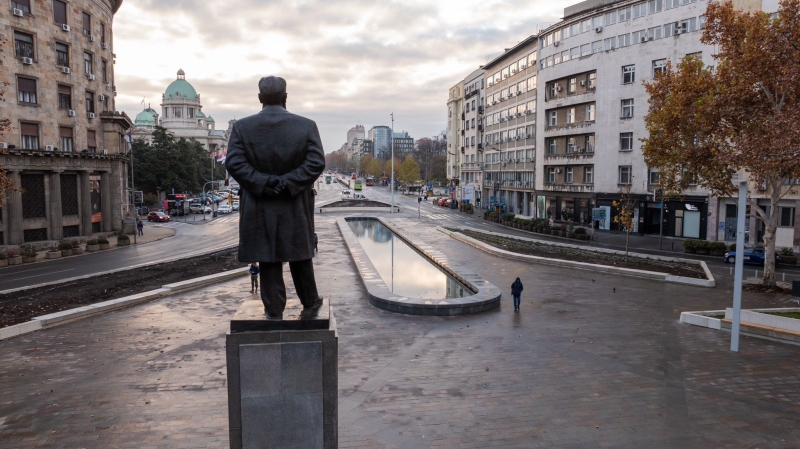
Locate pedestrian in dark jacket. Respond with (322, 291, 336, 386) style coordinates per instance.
(511, 277, 524, 312)
(137, 220, 144, 236)
(249, 263, 260, 294)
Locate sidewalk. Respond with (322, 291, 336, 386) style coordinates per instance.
(133, 224, 175, 244)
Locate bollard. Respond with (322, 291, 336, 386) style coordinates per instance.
(730, 266, 733, 276)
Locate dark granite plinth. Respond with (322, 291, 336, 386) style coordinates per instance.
(230, 299, 330, 333)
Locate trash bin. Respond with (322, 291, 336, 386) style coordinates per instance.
(213, 211, 218, 218)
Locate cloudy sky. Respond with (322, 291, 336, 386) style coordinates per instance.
(114, 0, 569, 153)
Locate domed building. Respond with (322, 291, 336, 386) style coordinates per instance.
(131, 69, 232, 159)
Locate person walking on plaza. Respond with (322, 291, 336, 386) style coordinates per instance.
(137, 220, 144, 236)
(249, 263, 260, 294)
(511, 277, 524, 312)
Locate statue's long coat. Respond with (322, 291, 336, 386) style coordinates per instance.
(225, 105, 325, 263)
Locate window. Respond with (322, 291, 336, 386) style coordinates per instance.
(621, 99, 634, 118)
(471, 136, 475, 146)
(570, 23, 580, 36)
(780, 207, 795, 227)
(619, 166, 632, 184)
(59, 127, 74, 152)
(17, 77, 36, 104)
(85, 91, 94, 113)
(568, 78, 577, 93)
(554, 52, 562, 65)
(83, 52, 93, 74)
(565, 167, 574, 183)
(604, 37, 616, 51)
(648, 0, 663, 14)
(592, 16, 603, 28)
(525, 125, 535, 137)
(58, 84, 71, 109)
(517, 81, 526, 94)
(570, 46, 579, 60)
(699, 15, 707, 29)
(53, 0, 67, 24)
(618, 33, 631, 47)
(174, 107, 182, 118)
(647, 26, 662, 40)
(585, 135, 595, 152)
(622, 65, 635, 84)
(567, 137, 577, 152)
(566, 108, 576, 124)
(87, 130, 97, 152)
(548, 167, 556, 183)
(632, 29, 646, 43)
(527, 75, 537, 91)
(101, 23, 106, 43)
(14, 31, 34, 59)
(680, 18, 697, 32)
(633, 2, 646, 18)
(664, 22, 676, 37)
(653, 59, 666, 77)
(649, 168, 660, 185)
(548, 111, 557, 127)
(561, 50, 569, 63)
(546, 56, 553, 67)
(605, 11, 616, 25)
(587, 73, 596, 89)
(585, 167, 594, 184)
(548, 138, 557, 154)
(56, 42, 70, 67)
(82, 12, 91, 35)
(101, 60, 108, 82)
(619, 7, 631, 21)
(102, 95, 109, 112)
(528, 52, 537, 68)
(12, 0, 31, 14)
(620, 132, 634, 151)
(580, 43, 590, 56)
(21, 122, 39, 149)
(682, 0, 698, 4)
(666, 0, 680, 8)
(585, 104, 595, 121)
(592, 40, 603, 53)
(581, 19, 592, 32)
(502, 67, 509, 79)
(526, 100, 536, 113)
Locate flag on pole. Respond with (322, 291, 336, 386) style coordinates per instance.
(216, 151, 227, 164)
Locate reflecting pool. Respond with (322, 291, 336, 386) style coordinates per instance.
(347, 219, 469, 300)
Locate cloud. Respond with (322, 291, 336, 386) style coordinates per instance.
(113, 0, 570, 152)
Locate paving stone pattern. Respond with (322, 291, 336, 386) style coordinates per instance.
(2, 212, 800, 448)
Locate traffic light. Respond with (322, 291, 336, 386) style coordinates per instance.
(455, 179, 460, 186)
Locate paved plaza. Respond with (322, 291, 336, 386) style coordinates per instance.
(2, 213, 800, 448)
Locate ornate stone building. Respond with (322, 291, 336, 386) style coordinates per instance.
(131, 69, 230, 159)
(0, 0, 132, 246)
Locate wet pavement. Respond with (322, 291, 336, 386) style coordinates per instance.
(2, 211, 800, 448)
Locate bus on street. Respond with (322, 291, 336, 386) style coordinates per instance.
(366, 176, 374, 186)
(354, 179, 363, 191)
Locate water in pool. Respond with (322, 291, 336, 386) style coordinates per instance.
(347, 219, 468, 300)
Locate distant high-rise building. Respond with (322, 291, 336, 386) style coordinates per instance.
(368, 126, 392, 158)
(392, 131, 414, 154)
(347, 125, 365, 147)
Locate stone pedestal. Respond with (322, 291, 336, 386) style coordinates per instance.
(227, 299, 337, 449)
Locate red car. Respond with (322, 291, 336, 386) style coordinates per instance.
(147, 211, 170, 222)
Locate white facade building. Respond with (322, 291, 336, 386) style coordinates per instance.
(460, 68, 485, 205)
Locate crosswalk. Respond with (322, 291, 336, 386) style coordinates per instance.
(208, 214, 240, 225)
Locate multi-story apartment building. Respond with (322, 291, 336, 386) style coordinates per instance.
(535, 0, 714, 238)
(1, 0, 133, 246)
(460, 69, 484, 205)
(482, 36, 539, 216)
(392, 131, 414, 154)
(446, 83, 463, 184)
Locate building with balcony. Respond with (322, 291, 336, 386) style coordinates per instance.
(446, 83, 463, 185)
(1, 0, 133, 247)
(535, 0, 714, 236)
(482, 35, 539, 216)
(460, 68, 484, 205)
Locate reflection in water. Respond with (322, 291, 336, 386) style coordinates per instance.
(348, 220, 468, 300)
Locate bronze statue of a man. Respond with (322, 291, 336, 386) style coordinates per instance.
(225, 76, 325, 318)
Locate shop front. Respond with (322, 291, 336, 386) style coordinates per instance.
(640, 196, 708, 240)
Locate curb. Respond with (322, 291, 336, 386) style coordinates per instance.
(0, 244, 238, 295)
(441, 227, 715, 288)
(0, 267, 249, 340)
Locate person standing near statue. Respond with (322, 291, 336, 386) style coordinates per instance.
(226, 76, 326, 318)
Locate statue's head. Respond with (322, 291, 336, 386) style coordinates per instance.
(258, 76, 287, 107)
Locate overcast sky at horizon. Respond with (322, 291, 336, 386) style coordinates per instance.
(113, 0, 570, 153)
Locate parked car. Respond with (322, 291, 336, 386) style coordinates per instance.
(232, 201, 240, 211)
(190, 204, 212, 214)
(353, 193, 367, 200)
(724, 247, 781, 265)
(147, 211, 170, 222)
(217, 205, 231, 214)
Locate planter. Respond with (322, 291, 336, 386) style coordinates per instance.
(780, 256, 798, 265)
(8, 256, 22, 265)
(46, 251, 62, 259)
(0, 259, 7, 268)
(61, 250, 72, 257)
(99, 243, 110, 250)
(710, 249, 726, 257)
(72, 247, 83, 255)
(696, 249, 709, 255)
(22, 256, 37, 263)
(117, 240, 130, 247)
(86, 244, 100, 252)
(685, 248, 697, 254)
